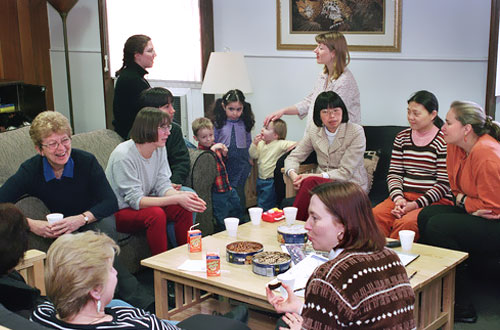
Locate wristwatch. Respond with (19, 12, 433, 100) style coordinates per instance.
(457, 195, 466, 208)
(82, 213, 89, 225)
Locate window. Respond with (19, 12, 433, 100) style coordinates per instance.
(106, 0, 202, 82)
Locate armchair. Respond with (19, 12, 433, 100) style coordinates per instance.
(15, 249, 46, 295)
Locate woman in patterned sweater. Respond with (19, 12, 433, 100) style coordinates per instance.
(266, 181, 415, 330)
(373, 90, 453, 240)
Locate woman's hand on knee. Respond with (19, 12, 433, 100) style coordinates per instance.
(472, 209, 500, 219)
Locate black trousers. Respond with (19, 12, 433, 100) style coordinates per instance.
(418, 205, 500, 256)
(418, 204, 500, 302)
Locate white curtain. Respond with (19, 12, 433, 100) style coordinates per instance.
(106, 0, 202, 82)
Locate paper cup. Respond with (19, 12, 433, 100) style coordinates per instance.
(46, 213, 63, 224)
(283, 207, 298, 226)
(399, 230, 416, 251)
(248, 207, 263, 225)
(224, 217, 239, 237)
(277, 273, 296, 299)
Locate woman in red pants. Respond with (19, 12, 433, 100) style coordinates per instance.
(285, 91, 367, 221)
(105, 107, 206, 255)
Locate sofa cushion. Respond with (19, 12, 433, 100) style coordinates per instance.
(364, 150, 380, 193)
(363, 125, 407, 205)
(71, 129, 123, 170)
(0, 126, 37, 185)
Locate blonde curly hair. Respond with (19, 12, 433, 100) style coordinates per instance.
(29, 111, 72, 148)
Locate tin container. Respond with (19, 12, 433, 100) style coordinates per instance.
(277, 224, 308, 244)
(226, 241, 264, 265)
(252, 251, 291, 277)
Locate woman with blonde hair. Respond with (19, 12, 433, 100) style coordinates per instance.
(264, 31, 361, 206)
(0, 110, 153, 311)
(32, 231, 249, 329)
(264, 31, 360, 126)
(0, 111, 117, 243)
(418, 101, 500, 323)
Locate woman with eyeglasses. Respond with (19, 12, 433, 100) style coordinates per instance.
(284, 91, 367, 221)
(106, 107, 206, 255)
(0, 111, 157, 311)
(0, 111, 118, 239)
(264, 31, 361, 207)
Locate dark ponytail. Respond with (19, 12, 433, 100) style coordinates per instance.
(115, 34, 151, 77)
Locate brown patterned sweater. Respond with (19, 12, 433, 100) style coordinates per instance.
(302, 248, 416, 329)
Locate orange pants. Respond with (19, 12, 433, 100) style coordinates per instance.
(373, 191, 453, 241)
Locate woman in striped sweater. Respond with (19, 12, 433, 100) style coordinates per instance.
(32, 231, 250, 330)
(373, 90, 453, 240)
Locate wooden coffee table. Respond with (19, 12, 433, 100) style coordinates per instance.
(141, 221, 467, 330)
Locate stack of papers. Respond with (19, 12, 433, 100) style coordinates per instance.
(395, 251, 419, 266)
(270, 253, 329, 297)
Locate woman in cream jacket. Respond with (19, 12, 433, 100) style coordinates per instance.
(285, 91, 367, 220)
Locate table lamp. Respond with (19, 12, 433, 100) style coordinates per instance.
(201, 52, 252, 94)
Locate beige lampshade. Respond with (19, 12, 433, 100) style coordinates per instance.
(201, 52, 252, 94)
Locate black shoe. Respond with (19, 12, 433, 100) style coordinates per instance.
(213, 305, 249, 324)
(454, 303, 478, 323)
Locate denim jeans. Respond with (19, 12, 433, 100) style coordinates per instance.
(256, 178, 276, 211)
(212, 189, 242, 231)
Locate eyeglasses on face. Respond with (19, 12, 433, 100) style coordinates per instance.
(41, 137, 72, 151)
(320, 109, 342, 116)
(158, 124, 172, 132)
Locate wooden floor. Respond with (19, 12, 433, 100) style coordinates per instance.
(169, 297, 280, 330)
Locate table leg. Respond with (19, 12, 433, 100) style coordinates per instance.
(441, 268, 456, 330)
(154, 270, 169, 318)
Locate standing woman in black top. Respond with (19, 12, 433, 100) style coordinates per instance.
(113, 34, 156, 139)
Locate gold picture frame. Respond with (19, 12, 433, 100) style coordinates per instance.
(277, 0, 402, 52)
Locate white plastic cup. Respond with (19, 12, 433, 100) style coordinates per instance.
(277, 273, 296, 299)
(283, 207, 298, 226)
(248, 207, 263, 226)
(46, 213, 63, 224)
(224, 217, 239, 237)
(399, 230, 416, 251)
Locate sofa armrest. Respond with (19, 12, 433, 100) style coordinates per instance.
(15, 249, 46, 295)
(282, 164, 318, 198)
(185, 149, 217, 234)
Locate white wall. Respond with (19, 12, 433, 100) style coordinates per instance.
(48, 0, 495, 139)
(213, 0, 492, 141)
(48, 0, 106, 133)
